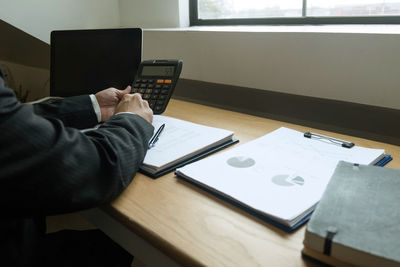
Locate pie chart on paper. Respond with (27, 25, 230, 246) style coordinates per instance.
(271, 174, 305, 187)
(227, 156, 256, 168)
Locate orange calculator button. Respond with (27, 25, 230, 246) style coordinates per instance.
(157, 79, 164, 83)
(164, 79, 172, 84)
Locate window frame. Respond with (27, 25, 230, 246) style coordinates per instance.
(189, 0, 400, 26)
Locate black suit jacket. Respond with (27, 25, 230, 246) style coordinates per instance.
(0, 69, 154, 266)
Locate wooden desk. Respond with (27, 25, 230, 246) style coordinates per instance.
(82, 99, 400, 267)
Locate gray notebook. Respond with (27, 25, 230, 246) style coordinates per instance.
(303, 161, 400, 267)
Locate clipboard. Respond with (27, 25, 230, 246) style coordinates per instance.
(175, 127, 392, 232)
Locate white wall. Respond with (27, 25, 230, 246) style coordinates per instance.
(0, 0, 120, 43)
(142, 28, 400, 110)
(1, 0, 399, 110)
(116, 0, 400, 110)
(119, 0, 189, 28)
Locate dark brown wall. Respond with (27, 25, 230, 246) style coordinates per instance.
(0, 19, 50, 69)
(174, 79, 400, 145)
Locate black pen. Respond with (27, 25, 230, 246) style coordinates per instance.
(304, 131, 355, 148)
(148, 124, 165, 149)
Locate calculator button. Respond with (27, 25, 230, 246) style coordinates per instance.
(164, 79, 172, 84)
(157, 79, 164, 84)
(158, 95, 167, 100)
(140, 84, 147, 88)
(155, 84, 162, 89)
(151, 94, 158, 100)
(147, 84, 154, 88)
(136, 79, 142, 83)
(145, 89, 153, 94)
(143, 94, 151, 99)
(161, 89, 169, 94)
(133, 83, 140, 88)
(154, 89, 161, 94)
(156, 100, 164, 105)
(141, 79, 148, 83)
(139, 89, 146, 94)
(149, 100, 156, 108)
(131, 88, 139, 93)
(163, 85, 170, 89)
(154, 105, 163, 112)
(148, 79, 155, 83)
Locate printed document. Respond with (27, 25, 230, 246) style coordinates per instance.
(176, 127, 385, 228)
(141, 115, 235, 175)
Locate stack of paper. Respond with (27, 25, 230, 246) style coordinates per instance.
(140, 115, 237, 178)
(176, 127, 387, 231)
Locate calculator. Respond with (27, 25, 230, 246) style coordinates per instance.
(131, 59, 183, 114)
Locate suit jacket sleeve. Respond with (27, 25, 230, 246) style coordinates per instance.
(32, 95, 99, 129)
(0, 76, 154, 217)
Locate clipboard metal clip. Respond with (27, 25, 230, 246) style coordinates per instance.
(304, 132, 355, 148)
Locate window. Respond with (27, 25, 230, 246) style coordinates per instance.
(190, 0, 400, 25)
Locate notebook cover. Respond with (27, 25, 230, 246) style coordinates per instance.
(304, 161, 400, 266)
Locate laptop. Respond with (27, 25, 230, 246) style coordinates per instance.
(50, 28, 142, 97)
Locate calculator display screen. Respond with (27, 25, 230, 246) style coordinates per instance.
(141, 66, 175, 77)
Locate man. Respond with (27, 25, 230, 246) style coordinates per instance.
(0, 67, 154, 266)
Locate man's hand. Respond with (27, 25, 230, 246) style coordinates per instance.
(95, 86, 131, 121)
(115, 93, 153, 124)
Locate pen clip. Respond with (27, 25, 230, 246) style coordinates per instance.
(304, 132, 355, 148)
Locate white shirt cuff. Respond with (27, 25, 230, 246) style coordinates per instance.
(89, 94, 102, 123)
(115, 112, 136, 116)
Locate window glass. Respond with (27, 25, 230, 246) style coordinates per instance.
(308, 0, 400, 16)
(198, 0, 303, 19)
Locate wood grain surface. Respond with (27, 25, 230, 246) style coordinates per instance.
(104, 99, 400, 266)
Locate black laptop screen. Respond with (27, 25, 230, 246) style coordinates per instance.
(50, 28, 142, 97)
